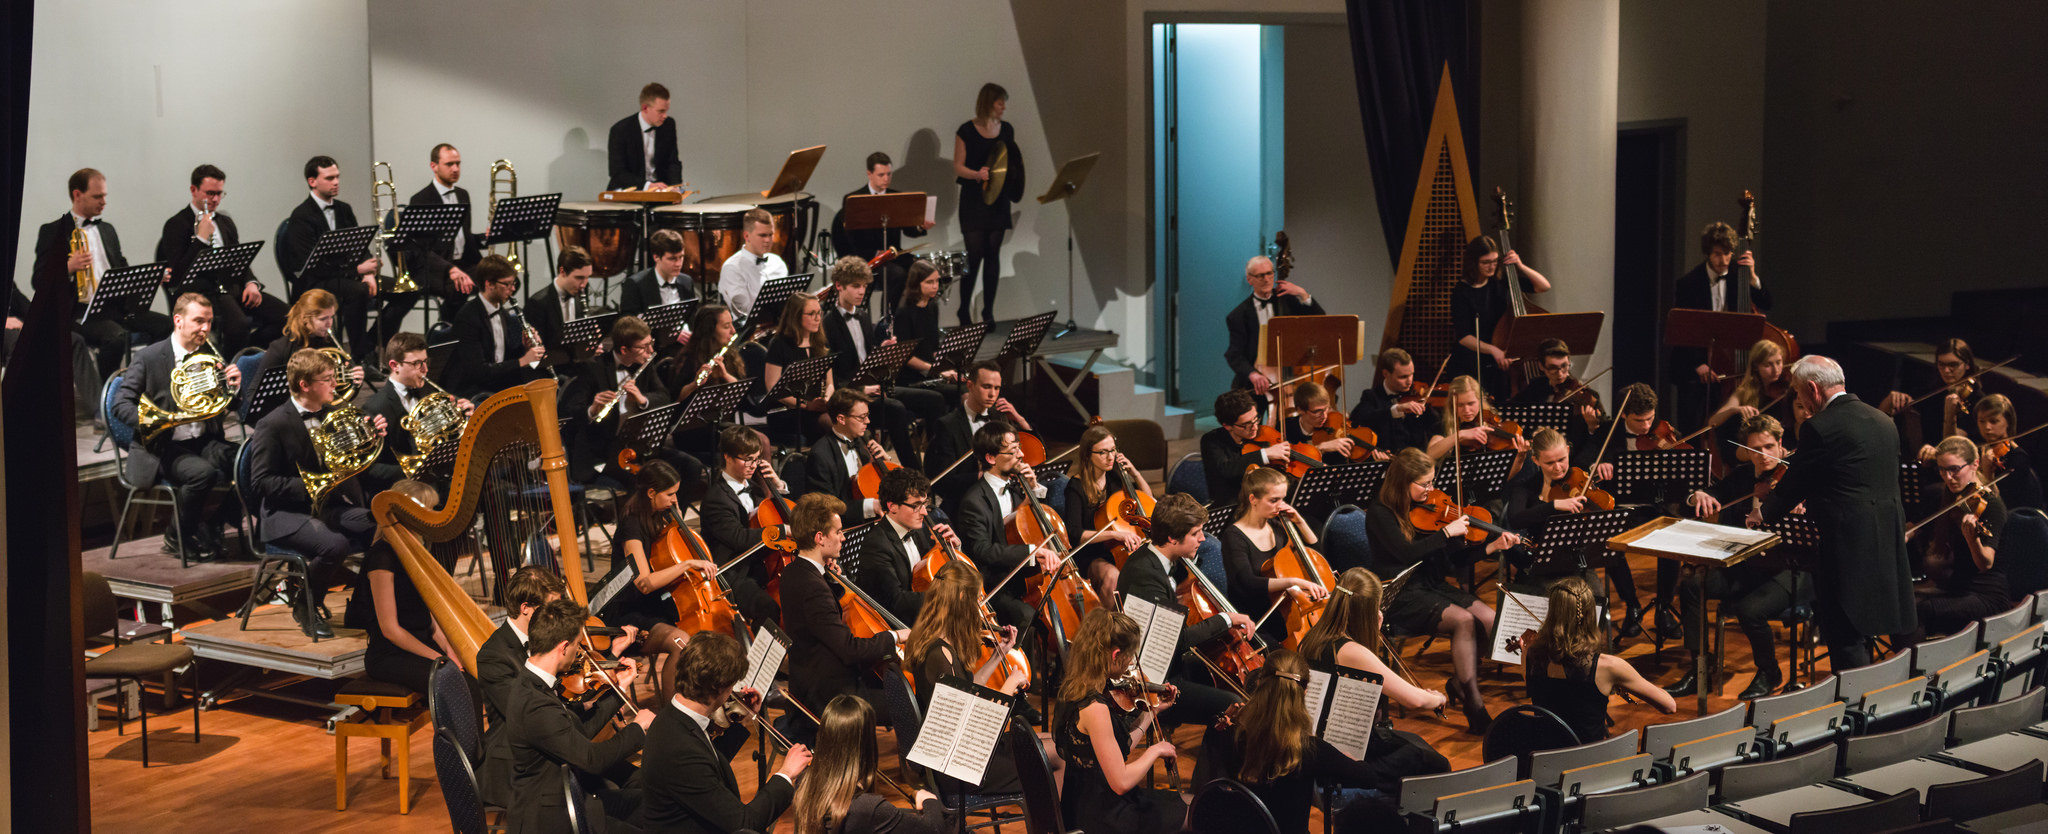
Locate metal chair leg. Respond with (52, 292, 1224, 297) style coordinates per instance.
(111, 488, 137, 559)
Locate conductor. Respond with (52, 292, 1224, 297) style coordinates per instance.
(1756, 354, 1915, 670)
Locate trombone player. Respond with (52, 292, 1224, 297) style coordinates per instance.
(283, 155, 382, 372)
(397, 143, 479, 324)
(108, 293, 244, 560)
(247, 348, 386, 638)
(156, 164, 289, 352)
(362, 331, 473, 491)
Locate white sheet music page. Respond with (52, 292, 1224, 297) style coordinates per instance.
(1121, 594, 1180, 687)
(1631, 518, 1773, 561)
(1490, 590, 1549, 665)
(905, 680, 1008, 785)
(1304, 668, 1333, 731)
(739, 625, 785, 697)
(1322, 672, 1383, 760)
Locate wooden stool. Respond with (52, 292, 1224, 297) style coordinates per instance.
(333, 679, 430, 814)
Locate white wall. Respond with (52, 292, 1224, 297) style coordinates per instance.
(14, 0, 372, 297)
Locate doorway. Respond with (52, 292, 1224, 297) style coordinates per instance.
(1614, 121, 1684, 398)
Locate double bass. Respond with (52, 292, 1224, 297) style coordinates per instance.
(1487, 187, 1548, 355)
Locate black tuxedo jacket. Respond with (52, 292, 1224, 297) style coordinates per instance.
(829, 186, 928, 259)
(1349, 386, 1439, 456)
(953, 476, 1039, 597)
(359, 378, 422, 488)
(857, 520, 933, 625)
(247, 397, 365, 539)
(156, 207, 254, 294)
(282, 196, 361, 289)
(1118, 545, 1227, 678)
(448, 296, 546, 397)
(1761, 393, 1915, 638)
(781, 557, 897, 711)
(822, 303, 877, 386)
(1670, 262, 1775, 377)
(1223, 293, 1326, 391)
(528, 282, 599, 363)
(406, 182, 477, 288)
(639, 701, 792, 834)
(476, 623, 527, 808)
(618, 267, 696, 318)
(608, 113, 682, 191)
(109, 339, 229, 482)
(505, 665, 646, 834)
(922, 407, 977, 511)
(804, 433, 865, 523)
(1199, 427, 1264, 507)
(36, 213, 139, 318)
(699, 473, 770, 566)
(569, 350, 672, 456)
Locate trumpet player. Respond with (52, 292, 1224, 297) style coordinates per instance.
(38, 168, 171, 381)
(448, 254, 548, 398)
(108, 294, 244, 560)
(399, 143, 479, 323)
(363, 331, 473, 490)
(155, 164, 288, 352)
(247, 349, 386, 638)
(283, 156, 382, 371)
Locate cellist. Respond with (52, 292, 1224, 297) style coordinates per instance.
(1221, 468, 1332, 646)
(803, 388, 890, 524)
(952, 421, 1062, 630)
(855, 467, 963, 624)
(1117, 494, 1249, 736)
(698, 425, 789, 624)
(591, 459, 709, 703)
(781, 493, 908, 742)
(1062, 423, 1153, 601)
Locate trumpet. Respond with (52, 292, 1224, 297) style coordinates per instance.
(71, 228, 94, 302)
(136, 332, 234, 442)
(594, 355, 658, 421)
(369, 161, 419, 294)
(396, 376, 467, 479)
(300, 404, 383, 515)
(487, 159, 520, 275)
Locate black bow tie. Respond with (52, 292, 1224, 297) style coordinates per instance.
(755, 254, 769, 266)
(837, 435, 860, 450)
(974, 412, 992, 423)
(645, 126, 655, 134)
(1254, 296, 1274, 309)
(79, 217, 100, 228)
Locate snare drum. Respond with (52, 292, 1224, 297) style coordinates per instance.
(555, 202, 641, 277)
(651, 203, 751, 283)
(703, 191, 819, 267)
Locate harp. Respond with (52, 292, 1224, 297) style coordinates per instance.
(370, 379, 587, 672)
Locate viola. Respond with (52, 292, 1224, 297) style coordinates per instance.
(852, 429, 902, 502)
(1242, 423, 1327, 478)
(1096, 456, 1157, 568)
(1543, 467, 1617, 512)
(1007, 473, 1104, 647)
(1409, 489, 1515, 543)
(651, 508, 742, 637)
(1177, 553, 1266, 696)
(1309, 412, 1382, 462)
(1458, 408, 1524, 452)
(1260, 510, 1336, 652)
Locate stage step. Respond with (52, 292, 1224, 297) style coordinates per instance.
(1037, 354, 1191, 441)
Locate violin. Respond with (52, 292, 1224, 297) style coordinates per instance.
(1242, 423, 1327, 478)
(1309, 412, 1383, 462)
(1007, 472, 1104, 647)
(1550, 365, 1611, 422)
(1260, 509, 1336, 651)
(1097, 454, 1157, 569)
(1107, 672, 1182, 792)
(1408, 489, 1516, 543)
(1458, 408, 1524, 452)
(1178, 553, 1266, 697)
(652, 508, 743, 637)
(1395, 356, 1455, 411)
(1544, 467, 1616, 512)
(852, 429, 902, 502)
(1632, 420, 1691, 451)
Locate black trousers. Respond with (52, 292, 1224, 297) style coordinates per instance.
(155, 434, 242, 534)
(1678, 564, 1810, 662)
(265, 505, 375, 593)
(1814, 589, 1877, 671)
(79, 307, 172, 379)
(1918, 570, 2010, 639)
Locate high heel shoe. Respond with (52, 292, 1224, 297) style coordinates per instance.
(1452, 678, 1491, 735)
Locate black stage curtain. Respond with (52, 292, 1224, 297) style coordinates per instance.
(1344, 0, 1479, 264)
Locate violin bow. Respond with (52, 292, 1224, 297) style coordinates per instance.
(777, 684, 921, 804)
(1577, 388, 1636, 499)
(1907, 355, 2021, 407)
(1905, 471, 2010, 538)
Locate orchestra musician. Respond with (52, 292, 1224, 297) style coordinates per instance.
(1051, 606, 1185, 834)
(566, 315, 704, 498)
(1287, 381, 1382, 461)
(1523, 577, 1675, 744)
(1350, 348, 1438, 455)
(591, 459, 708, 703)
(1671, 222, 1772, 427)
(246, 289, 360, 420)
(779, 493, 910, 742)
(1426, 375, 1531, 467)
(109, 293, 244, 560)
(804, 389, 888, 524)
(892, 261, 963, 396)
(1913, 436, 2010, 638)
(43, 168, 173, 382)
(526, 245, 595, 363)
(1976, 394, 2044, 511)
(1119, 494, 1253, 731)
(1296, 568, 1453, 741)
(1367, 449, 1516, 733)
(697, 425, 788, 625)
(1575, 381, 1680, 635)
(344, 478, 461, 695)
(1704, 340, 1795, 444)
(245, 348, 386, 638)
(1509, 339, 1601, 444)
(620, 229, 699, 325)
(821, 257, 945, 466)
(905, 561, 1038, 793)
(789, 695, 950, 834)
(1222, 468, 1333, 645)
(762, 291, 832, 445)
(447, 254, 550, 399)
(923, 360, 1030, 511)
(1452, 235, 1551, 398)
(608, 82, 683, 192)
(361, 331, 473, 491)
(1203, 389, 1289, 506)
(1062, 423, 1153, 601)
(953, 421, 1063, 630)
(855, 467, 960, 625)
(504, 598, 654, 834)
(718, 209, 787, 319)
(1880, 337, 1982, 459)
(668, 304, 754, 462)
(1665, 414, 1809, 699)
(639, 630, 809, 834)
(394, 143, 480, 326)
(1224, 255, 1326, 407)
(1757, 354, 1916, 670)
(1496, 428, 1639, 635)
(952, 82, 1023, 326)
(830, 151, 934, 308)
(283, 156, 382, 360)
(155, 163, 287, 352)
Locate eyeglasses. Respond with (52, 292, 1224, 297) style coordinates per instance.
(847, 412, 870, 423)
(1230, 417, 1261, 430)
(1478, 257, 1500, 266)
(1249, 270, 1275, 279)
(1938, 464, 1972, 476)
(899, 500, 929, 511)
(1092, 448, 1117, 457)
(395, 358, 430, 369)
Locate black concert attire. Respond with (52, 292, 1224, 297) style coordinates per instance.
(5, 282, 106, 419)
(1223, 291, 1327, 410)
(1061, 478, 1121, 580)
(1523, 648, 1611, 744)
(1196, 712, 1437, 833)
(822, 300, 944, 467)
(1219, 523, 1289, 646)
(953, 472, 1044, 630)
(1759, 393, 1916, 670)
(805, 430, 875, 526)
(954, 120, 1022, 323)
(39, 212, 172, 380)
(1902, 386, 1983, 457)
(1295, 637, 1453, 793)
(1350, 383, 1439, 455)
(527, 282, 590, 368)
(283, 194, 377, 356)
(618, 267, 697, 318)
(1199, 427, 1264, 507)
(1364, 501, 1485, 636)
(109, 337, 243, 550)
(638, 697, 795, 834)
(155, 205, 287, 351)
(1510, 377, 1597, 448)
(697, 470, 786, 626)
(344, 541, 440, 694)
(832, 793, 953, 834)
(911, 638, 1023, 793)
(608, 112, 682, 191)
(447, 293, 550, 399)
(243, 332, 346, 422)
(831, 185, 929, 308)
(1449, 276, 1531, 399)
(762, 334, 826, 448)
(922, 405, 982, 513)
(1496, 467, 1625, 602)
(1670, 262, 1774, 430)
(1119, 544, 1241, 730)
(594, 512, 678, 633)
(780, 555, 900, 742)
(889, 299, 964, 400)
(360, 377, 426, 492)
(392, 180, 478, 326)
(1914, 489, 2010, 638)
(1990, 446, 2045, 512)
(856, 516, 933, 626)
(246, 398, 376, 604)
(1673, 465, 1813, 671)
(1054, 690, 1184, 834)
(503, 661, 646, 834)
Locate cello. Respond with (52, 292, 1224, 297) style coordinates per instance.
(1176, 553, 1266, 698)
(1007, 470, 1104, 647)
(913, 532, 1033, 688)
(1096, 452, 1157, 569)
(852, 427, 902, 502)
(649, 507, 744, 637)
(1262, 508, 1337, 651)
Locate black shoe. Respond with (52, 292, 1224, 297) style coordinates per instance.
(1664, 670, 1699, 698)
(1738, 667, 1783, 700)
(290, 602, 336, 639)
(1616, 609, 1644, 639)
(1654, 603, 1681, 639)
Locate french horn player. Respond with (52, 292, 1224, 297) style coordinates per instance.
(362, 330, 474, 489)
(109, 293, 244, 561)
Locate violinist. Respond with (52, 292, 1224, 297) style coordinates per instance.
(1119, 494, 1250, 730)
(1288, 381, 1384, 460)
(904, 561, 1043, 794)
(1880, 338, 1983, 459)
(1203, 389, 1290, 505)
(1671, 222, 1772, 427)
(856, 467, 964, 624)
(1063, 423, 1153, 600)
(1366, 449, 1517, 733)
(804, 388, 889, 524)
(1976, 395, 2043, 510)
(1452, 235, 1551, 398)
(505, 599, 654, 834)
(591, 460, 707, 702)
(1224, 254, 1326, 405)
(1222, 468, 1333, 644)
(924, 361, 1029, 511)
(953, 421, 1062, 629)
(1497, 428, 1643, 636)
(781, 493, 909, 741)
(1196, 649, 1446, 834)
(1523, 577, 1674, 745)
(1425, 375, 1531, 467)
(791, 695, 952, 834)
(1051, 607, 1186, 834)
(640, 630, 810, 834)
(1297, 568, 1454, 722)
(1510, 338, 1601, 443)
(1913, 436, 2010, 638)
(1349, 348, 1438, 454)
(696, 426, 787, 625)
(1666, 415, 1810, 699)
(1577, 383, 1680, 477)
(1703, 340, 1793, 443)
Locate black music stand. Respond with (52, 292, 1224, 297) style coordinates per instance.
(1442, 449, 1519, 499)
(840, 518, 880, 572)
(78, 263, 168, 325)
(1032, 459, 1072, 483)
(1756, 513, 1821, 687)
(1900, 461, 1931, 515)
(1527, 508, 1638, 579)
(1611, 449, 1713, 503)
(997, 311, 1058, 365)
(245, 367, 292, 422)
(298, 225, 379, 279)
(1036, 153, 1101, 339)
(743, 272, 814, 335)
(675, 379, 754, 431)
(419, 427, 465, 476)
(765, 353, 833, 406)
(926, 323, 991, 377)
(637, 301, 698, 343)
(1495, 403, 1571, 435)
(618, 403, 685, 451)
(850, 339, 920, 389)
(483, 193, 565, 293)
(1289, 460, 1389, 531)
(184, 242, 264, 294)
(559, 312, 620, 362)
(427, 341, 458, 385)
(391, 204, 468, 251)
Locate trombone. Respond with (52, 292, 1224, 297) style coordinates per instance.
(369, 162, 419, 294)
(487, 159, 521, 275)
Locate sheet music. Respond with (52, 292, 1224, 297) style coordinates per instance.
(1304, 668, 1332, 731)
(924, 196, 938, 226)
(1632, 519, 1774, 561)
(1321, 673, 1384, 761)
(589, 566, 636, 616)
(738, 625, 785, 697)
(905, 679, 1010, 785)
(1121, 593, 1181, 688)
(1491, 590, 1549, 665)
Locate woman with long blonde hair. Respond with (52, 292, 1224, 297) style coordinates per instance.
(1220, 467, 1330, 644)
(248, 288, 359, 414)
(1052, 607, 1183, 834)
(1525, 577, 1674, 743)
(1914, 436, 2011, 636)
(790, 695, 949, 834)
(1426, 375, 1529, 463)
(1705, 339, 1791, 436)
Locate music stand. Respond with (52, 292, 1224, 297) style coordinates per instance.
(1032, 459, 1072, 483)
(1665, 309, 1769, 372)
(1258, 314, 1366, 428)
(1527, 508, 1637, 578)
(1900, 461, 1931, 515)
(1495, 403, 1571, 436)
(1442, 449, 1519, 499)
(675, 378, 753, 431)
(184, 242, 264, 294)
(928, 323, 992, 376)
(743, 272, 814, 336)
(1609, 516, 1779, 710)
(427, 341, 458, 385)
(483, 193, 565, 292)
(618, 403, 686, 450)
(841, 193, 927, 240)
(78, 263, 168, 325)
(766, 353, 834, 406)
(997, 311, 1058, 366)
(559, 312, 620, 361)
(245, 367, 292, 422)
(851, 339, 920, 389)
(1289, 460, 1389, 530)
(391, 204, 468, 249)
(1493, 311, 1604, 372)
(420, 427, 465, 475)
(1610, 449, 1713, 503)
(1035, 152, 1101, 339)
(298, 225, 379, 278)
(636, 301, 698, 343)
(840, 518, 880, 568)
(762, 146, 827, 199)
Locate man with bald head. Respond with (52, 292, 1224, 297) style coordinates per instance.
(1222, 254, 1324, 410)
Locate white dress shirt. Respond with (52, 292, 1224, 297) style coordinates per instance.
(524, 659, 559, 689)
(718, 250, 788, 316)
(886, 516, 922, 572)
(480, 296, 510, 362)
(434, 180, 466, 259)
(71, 212, 109, 284)
(837, 302, 868, 361)
(722, 471, 758, 516)
(311, 191, 337, 230)
(655, 268, 690, 307)
(639, 113, 659, 187)
(983, 470, 1045, 519)
(510, 619, 529, 647)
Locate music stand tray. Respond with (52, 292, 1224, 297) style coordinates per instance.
(1527, 508, 1638, 576)
(245, 367, 292, 422)
(929, 323, 992, 374)
(1035, 153, 1101, 205)
(637, 301, 698, 342)
(998, 311, 1058, 364)
(79, 262, 169, 325)
(1494, 312, 1604, 362)
(390, 204, 468, 249)
(1443, 449, 1519, 499)
(766, 353, 834, 405)
(617, 403, 686, 450)
(841, 193, 928, 233)
(1665, 309, 1769, 354)
(1609, 515, 1781, 712)
(1289, 460, 1389, 527)
(299, 226, 379, 277)
(675, 379, 753, 430)
(1495, 403, 1571, 436)
(1032, 459, 1072, 483)
(185, 242, 264, 294)
(744, 273, 815, 334)
(560, 312, 621, 357)
(1611, 449, 1713, 497)
(851, 339, 921, 388)
(762, 146, 826, 199)
(483, 194, 565, 249)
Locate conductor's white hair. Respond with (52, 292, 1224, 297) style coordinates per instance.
(1789, 354, 1845, 390)
(1245, 255, 1271, 276)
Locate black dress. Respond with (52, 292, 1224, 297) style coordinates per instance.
(1062, 477, 1120, 577)
(1220, 523, 1286, 645)
(955, 121, 1020, 232)
(1525, 649, 1609, 744)
(346, 541, 439, 693)
(1054, 691, 1184, 834)
(594, 513, 674, 632)
(913, 638, 1023, 793)
(1364, 501, 1484, 636)
(764, 333, 826, 445)
(1915, 490, 2010, 636)
(1449, 277, 1528, 397)
(1993, 446, 2045, 512)
(893, 301, 941, 384)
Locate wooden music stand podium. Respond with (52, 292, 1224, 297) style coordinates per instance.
(1666, 309, 1769, 371)
(1495, 310, 1605, 370)
(762, 145, 827, 198)
(1257, 314, 1366, 428)
(841, 192, 929, 239)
